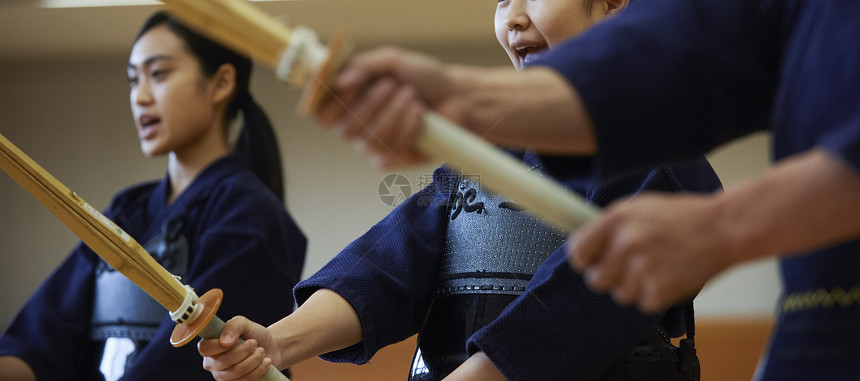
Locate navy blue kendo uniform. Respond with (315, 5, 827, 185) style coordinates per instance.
(295, 151, 720, 380)
(0, 155, 306, 381)
(536, 0, 860, 379)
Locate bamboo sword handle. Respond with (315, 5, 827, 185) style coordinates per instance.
(197, 314, 289, 381)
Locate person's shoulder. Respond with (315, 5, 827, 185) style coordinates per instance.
(200, 166, 292, 227)
(584, 156, 720, 205)
(185, 156, 299, 234)
(209, 167, 283, 210)
(105, 180, 160, 215)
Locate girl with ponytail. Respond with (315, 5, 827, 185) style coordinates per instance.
(0, 11, 306, 381)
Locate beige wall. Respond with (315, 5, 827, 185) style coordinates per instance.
(0, 5, 779, 331)
(0, 46, 511, 328)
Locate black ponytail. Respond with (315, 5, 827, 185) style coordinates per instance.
(135, 11, 285, 201)
(236, 94, 285, 202)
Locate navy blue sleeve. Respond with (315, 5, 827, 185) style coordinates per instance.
(120, 184, 306, 380)
(536, 0, 782, 177)
(0, 244, 99, 381)
(467, 158, 721, 380)
(812, 98, 860, 178)
(469, 246, 659, 380)
(293, 167, 453, 364)
(768, 2, 860, 177)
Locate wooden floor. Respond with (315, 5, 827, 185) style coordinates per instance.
(290, 316, 775, 380)
(693, 317, 774, 380)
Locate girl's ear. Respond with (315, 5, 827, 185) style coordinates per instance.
(604, 0, 629, 16)
(210, 63, 237, 106)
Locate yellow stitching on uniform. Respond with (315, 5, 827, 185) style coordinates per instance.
(781, 285, 860, 313)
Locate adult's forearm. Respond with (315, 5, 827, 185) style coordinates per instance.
(0, 356, 36, 381)
(269, 289, 363, 369)
(319, 47, 597, 160)
(445, 65, 597, 155)
(718, 148, 860, 265)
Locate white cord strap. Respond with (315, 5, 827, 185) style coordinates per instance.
(276, 25, 327, 85)
(170, 285, 203, 325)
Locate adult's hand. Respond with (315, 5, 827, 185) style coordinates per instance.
(313, 47, 456, 169)
(570, 149, 860, 313)
(569, 193, 732, 314)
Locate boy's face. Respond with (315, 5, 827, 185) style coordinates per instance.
(495, 0, 609, 70)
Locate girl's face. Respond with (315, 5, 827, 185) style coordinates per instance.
(495, 0, 617, 70)
(127, 25, 222, 158)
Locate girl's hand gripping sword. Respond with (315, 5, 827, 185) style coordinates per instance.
(0, 132, 290, 381)
(158, 0, 601, 234)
